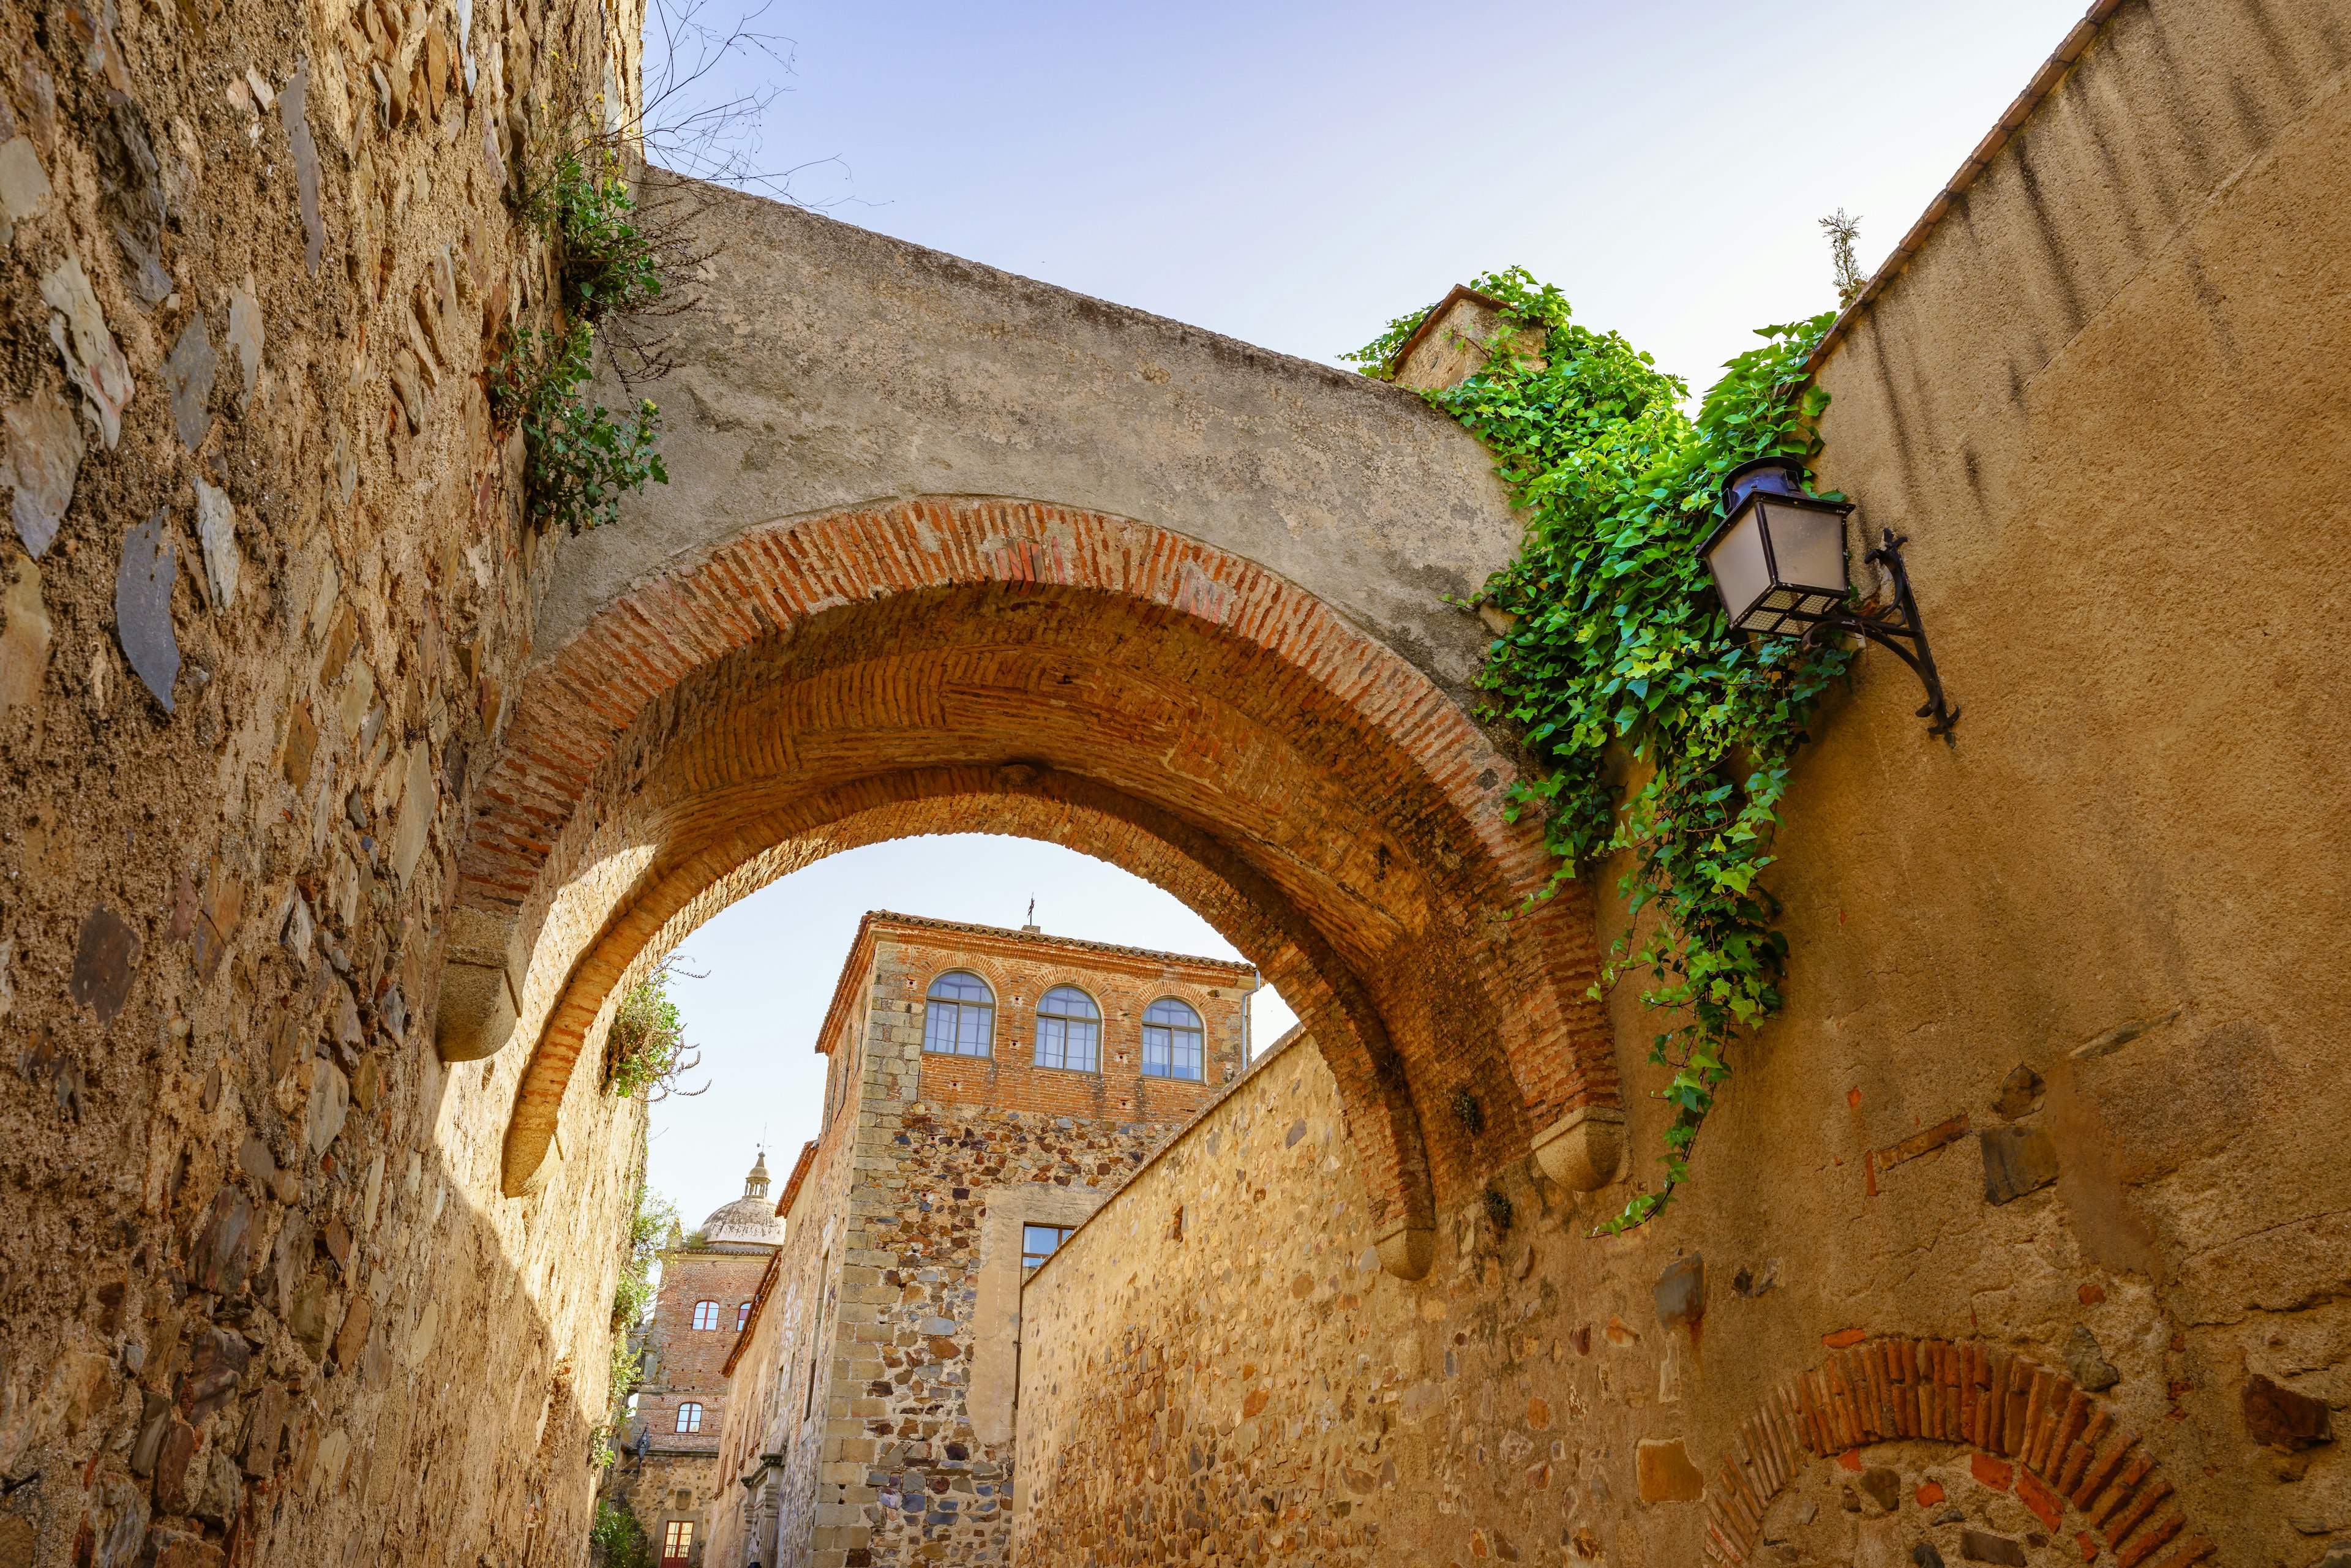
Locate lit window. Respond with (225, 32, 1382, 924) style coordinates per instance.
(675, 1401, 703, 1433)
(1022, 1223, 1074, 1270)
(1034, 986, 1100, 1072)
(923, 972, 994, 1057)
(737, 1300, 753, 1332)
(661, 1520, 696, 1564)
(690, 1300, 722, 1331)
(1142, 998, 1204, 1081)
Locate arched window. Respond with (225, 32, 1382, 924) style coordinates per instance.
(675, 1401, 704, 1433)
(1034, 986, 1100, 1072)
(923, 971, 994, 1057)
(691, 1300, 722, 1330)
(1142, 997, 1204, 1081)
(737, 1300, 753, 1331)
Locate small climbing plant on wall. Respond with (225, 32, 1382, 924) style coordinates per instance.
(490, 138, 670, 535)
(1346, 269, 1845, 1233)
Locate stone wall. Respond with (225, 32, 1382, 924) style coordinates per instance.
(703, 917, 1251, 1568)
(0, 1, 649, 1565)
(600, 1453, 722, 1568)
(1014, 1030, 2257, 1568)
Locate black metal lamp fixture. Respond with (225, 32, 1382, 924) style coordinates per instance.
(1697, 456, 1960, 740)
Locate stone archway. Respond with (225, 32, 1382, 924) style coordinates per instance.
(448, 499, 1622, 1275)
(1699, 1337, 2212, 1567)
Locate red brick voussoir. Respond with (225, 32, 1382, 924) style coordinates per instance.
(1701, 1337, 2211, 1567)
(454, 499, 1618, 1256)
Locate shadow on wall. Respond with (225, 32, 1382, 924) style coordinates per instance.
(0, 952, 643, 1568)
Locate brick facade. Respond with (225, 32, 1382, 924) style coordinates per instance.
(601, 1156, 784, 1566)
(700, 913, 1254, 1568)
(602, 1247, 774, 1564)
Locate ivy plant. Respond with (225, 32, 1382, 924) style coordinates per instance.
(1351, 268, 1845, 1232)
(590, 1502, 655, 1568)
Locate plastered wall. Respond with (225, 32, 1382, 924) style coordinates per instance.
(1013, 4, 2351, 1566)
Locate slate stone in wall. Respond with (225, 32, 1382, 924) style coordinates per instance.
(1979, 1125, 2058, 1204)
(114, 511, 178, 711)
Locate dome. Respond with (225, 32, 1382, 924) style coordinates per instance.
(698, 1150, 786, 1251)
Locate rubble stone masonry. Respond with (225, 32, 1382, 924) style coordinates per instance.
(702, 913, 1253, 1568)
(5, 0, 2350, 1563)
(0, 1, 650, 1566)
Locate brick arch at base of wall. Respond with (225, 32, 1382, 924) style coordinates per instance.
(451, 500, 1622, 1274)
(1704, 1337, 2211, 1568)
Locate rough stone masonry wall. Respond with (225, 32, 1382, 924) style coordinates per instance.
(0, 1, 646, 1566)
(1016, 1032, 2250, 1568)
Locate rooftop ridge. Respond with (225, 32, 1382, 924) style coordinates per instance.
(863, 909, 1258, 975)
(1803, 0, 2126, 377)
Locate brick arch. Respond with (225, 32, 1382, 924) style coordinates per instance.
(507, 767, 1429, 1230)
(453, 498, 1619, 1272)
(1702, 1337, 2211, 1567)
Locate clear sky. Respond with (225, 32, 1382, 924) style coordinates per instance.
(639, 0, 2090, 1225)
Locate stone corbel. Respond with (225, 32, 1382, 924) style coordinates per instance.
(1373, 1220, 1436, 1282)
(436, 905, 525, 1062)
(1531, 1103, 1625, 1191)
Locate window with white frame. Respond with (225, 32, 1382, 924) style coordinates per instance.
(1022, 1223, 1075, 1270)
(1034, 986, 1100, 1071)
(923, 971, 994, 1057)
(1142, 997, 1204, 1080)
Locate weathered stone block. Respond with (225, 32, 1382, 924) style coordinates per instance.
(2244, 1373, 2333, 1450)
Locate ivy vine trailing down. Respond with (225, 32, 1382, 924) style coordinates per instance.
(490, 145, 669, 535)
(1346, 270, 1847, 1235)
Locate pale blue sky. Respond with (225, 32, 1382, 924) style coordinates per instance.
(642, 0, 2088, 1225)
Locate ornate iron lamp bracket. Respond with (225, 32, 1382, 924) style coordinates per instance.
(1803, 529, 1960, 743)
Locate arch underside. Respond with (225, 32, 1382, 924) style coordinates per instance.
(457, 500, 1617, 1244)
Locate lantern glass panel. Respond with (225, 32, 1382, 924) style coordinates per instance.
(1703, 506, 1773, 629)
(1758, 500, 1848, 602)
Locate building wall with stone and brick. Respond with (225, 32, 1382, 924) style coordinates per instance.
(0, 2, 657, 1566)
(700, 912, 1255, 1568)
(601, 1154, 782, 1568)
(9, 0, 2351, 1566)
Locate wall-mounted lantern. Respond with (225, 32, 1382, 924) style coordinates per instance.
(1698, 456, 1960, 740)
